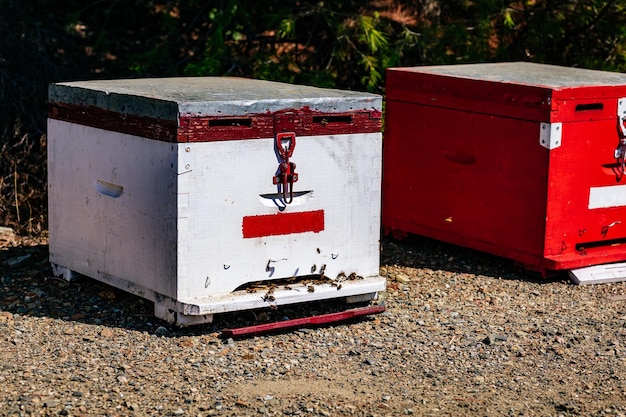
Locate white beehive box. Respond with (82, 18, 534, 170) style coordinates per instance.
(47, 77, 384, 325)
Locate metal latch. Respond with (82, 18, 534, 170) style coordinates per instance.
(619, 98, 626, 137)
(272, 132, 299, 204)
(614, 98, 626, 175)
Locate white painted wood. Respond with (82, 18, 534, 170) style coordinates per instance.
(588, 184, 626, 209)
(175, 132, 382, 299)
(48, 116, 384, 323)
(569, 262, 626, 285)
(48, 119, 179, 299)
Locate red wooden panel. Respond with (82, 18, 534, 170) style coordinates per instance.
(385, 69, 553, 122)
(382, 99, 548, 259)
(542, 116, 626, 269)
(386, 68, 626, 123)
(242, 210, 325, 238)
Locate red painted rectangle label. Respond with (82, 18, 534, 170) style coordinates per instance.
(242, 210, 325, 238)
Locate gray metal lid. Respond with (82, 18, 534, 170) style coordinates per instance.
(395, 62, 626, 88)
(49, 77, 382, 120)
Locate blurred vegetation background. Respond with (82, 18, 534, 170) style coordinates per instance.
(1, 0, 625, 233)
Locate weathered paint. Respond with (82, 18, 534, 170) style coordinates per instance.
(48, 77, 384, 325)
(48, 103, 382, 142)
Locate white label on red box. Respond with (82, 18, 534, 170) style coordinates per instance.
(589, 184, 626, 209)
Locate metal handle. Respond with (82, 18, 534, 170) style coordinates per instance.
(614, 99, 626, 175)
(276, 132, 296, 159)
(620, 114, 626, 138)
(272, 132, 298, 204)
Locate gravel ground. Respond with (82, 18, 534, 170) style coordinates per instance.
(3, 226, 626, 417)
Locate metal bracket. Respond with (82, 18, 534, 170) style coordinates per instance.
(178, 144, 193, 174)
(539, 122, 562, 150)
(618, 98, 626, 137)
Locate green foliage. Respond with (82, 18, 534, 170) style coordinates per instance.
(1, 0, 626, 231)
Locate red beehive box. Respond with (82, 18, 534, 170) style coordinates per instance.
(383, 62, 626, 276)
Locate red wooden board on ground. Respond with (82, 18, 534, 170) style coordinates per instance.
(221, 305, 386, 338)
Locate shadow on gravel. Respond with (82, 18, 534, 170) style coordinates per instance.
(381, 234, 568, 284)
(0, 243, 381, 338)
(1, 235, 565, 338)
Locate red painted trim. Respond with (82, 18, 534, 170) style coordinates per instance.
(242, 210, 325, 238)
(274, 110, 381, 137)
(178, 115, 275, 141)
(180, 110, 381, 141)
(49, 103, 381, 143)
(221, 305, 386, 338)
(48, 103, 178, 142)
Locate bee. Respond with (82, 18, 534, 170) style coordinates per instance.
(307, 285, 315, 293)
(319, 264, 326, 277)
(262, 285, 275, 302)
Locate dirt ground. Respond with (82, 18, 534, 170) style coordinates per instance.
(2, 227, 626, 416)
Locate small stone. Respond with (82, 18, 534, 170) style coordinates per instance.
(155, 326, 169, 336)
(483, 334, 507, 345)
(173, 408, 185, 415)
(0, 312, 13, 324)
(3, 254, 32, 267)
(98, 290, 116, 300)
(395, 273, 411, 283)
(100, 328, 114, 338)
(178, 338, 194, 347)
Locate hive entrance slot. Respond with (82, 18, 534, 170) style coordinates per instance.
(209, 118, 252, 127)
(575, 103, 604, 112)
(575, 237, 626, 252)
(233, 274, 335, 293)
(313, 115, 353, 124)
